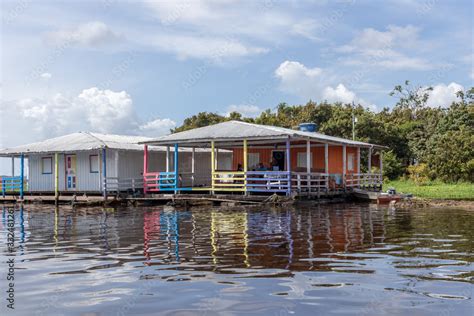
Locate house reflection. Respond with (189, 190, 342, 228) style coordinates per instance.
(141, 205, 387, 271)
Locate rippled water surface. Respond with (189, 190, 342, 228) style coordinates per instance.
(1, 203, 473, 315)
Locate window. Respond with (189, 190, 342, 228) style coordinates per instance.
(297, 152, 313, 168)
(89, 154, 99, 173)
(248, 152, 260, 169)
(348, 153, 355, 171)
(41, 157, 52, 174)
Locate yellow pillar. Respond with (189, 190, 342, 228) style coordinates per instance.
(54, 153, 59, 202)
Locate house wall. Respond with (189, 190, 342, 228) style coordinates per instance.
(28, 149, 117, 193)
(232, 145, 360, 174)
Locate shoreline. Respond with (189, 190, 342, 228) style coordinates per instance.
(395, 197, 474, 210)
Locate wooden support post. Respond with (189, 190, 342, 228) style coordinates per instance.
(11, 156, 14, 177)
(243, 139, 248, 194)
(54, 153, 59, 203)
(211, 141, 215, 192)
(174, 143, 179, 193)
(215, 148, 219, 170)
(166, 146, 170, 172)
(20, 154, 24, 200)
(191, 147, 195, 187)
(357, 147, 361, 173)
(286, 138, 291, 196)
(342, 145, 346, 190)
(115, 150, 119, 178)
(357, 147, 361, 188)
(143, 145, 148, 194)
(379, 150, 383, 189)
(306, 140, 311, 174)
(325, 143, 329, 191)
(368, 147, 372, 174)
(102, 148, 107, 199)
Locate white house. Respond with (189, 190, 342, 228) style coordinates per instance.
(0, 132, 232, 196)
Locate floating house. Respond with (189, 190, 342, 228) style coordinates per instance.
(141, 121, 386, 196)
(0, 132, 231, 198)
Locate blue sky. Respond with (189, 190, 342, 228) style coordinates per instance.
(1, 0, 473, 155)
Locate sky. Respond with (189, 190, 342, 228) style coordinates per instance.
(0, 0, 473, 174)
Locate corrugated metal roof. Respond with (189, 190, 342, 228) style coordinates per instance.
(142, 121, 386, 148)
(0, 132, 216, 156)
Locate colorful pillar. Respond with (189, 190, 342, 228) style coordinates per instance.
(174, 143, 179, 193)
(191, 147, 195, 187)
(211, 141, 215, 191)
(102, 147, 107, 199)
(286, 138, 291, 196)
(54, 153, 59, 202)
(20, 154, 24, 200)
(143, 145, 148, 194)
(243, 139, 248, 193)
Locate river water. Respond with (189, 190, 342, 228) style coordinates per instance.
(0, 203, 472, 315)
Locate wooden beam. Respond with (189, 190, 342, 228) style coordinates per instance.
(243, 139, 248, 193)
(368, 147, 372, 173)
(379, 150, 383, 174)
(166, 146, 170, 172)
(102, 148, 107, 199)
(286, 138, 291, 196)
(324, 143, 329, 174)
(191, 147, 195, 187)
(54, 153, 59, 202)
(357, 147, 361, 173)
(20, 154, 24, 200)
(143, 145, 148, 194)
(174, 143, 179, 193)
(306, 140, 311, 174)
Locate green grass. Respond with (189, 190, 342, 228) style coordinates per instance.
(383, 179, 474, 200)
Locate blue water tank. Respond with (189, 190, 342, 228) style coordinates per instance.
(299, 123, 317, 132)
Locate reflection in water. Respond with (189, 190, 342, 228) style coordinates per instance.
(0, 204, 472, 315)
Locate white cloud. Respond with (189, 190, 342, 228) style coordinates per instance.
(322, 84, 356, 104)
(141, 1, 319, 60)
(225, 104, 262, 117)
(337, 25, 433, 70)
(139, 118, 176, 136)
(40, 72, 52, 79)
(275, 60, 363, 104)
(45, 21, 122, 47)
(275, 61, 324, 97)
(426, 82, 464, 107)
(150, 34, 267, 61)
(0, 87, 173, 148)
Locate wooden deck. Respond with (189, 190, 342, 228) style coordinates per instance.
(0, 190, 350, 206)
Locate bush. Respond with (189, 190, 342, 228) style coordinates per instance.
(382, 150, 404, 180)
(407, 163, 429, 185)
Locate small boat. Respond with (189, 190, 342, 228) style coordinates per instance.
(352, 188, 406, 204)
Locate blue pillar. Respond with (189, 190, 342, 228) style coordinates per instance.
(102, 148, 107, 198)
(20, 154, 24, 200)
(174, 143, 179, 192)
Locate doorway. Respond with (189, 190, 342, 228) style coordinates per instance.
(271, 151, 286, 171)
(65, 154, 77, 190)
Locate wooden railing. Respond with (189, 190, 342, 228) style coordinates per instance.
(103, 177, 144, 193)
(212, 171, 246, 192)
(144, 172, 177, 193)
(246, 171, 290, 193)
(291, 172, 329, 194)
(345, 173, 383, 189)
(1, 176, 26, 196)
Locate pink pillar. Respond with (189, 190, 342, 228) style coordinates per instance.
(143, 145, 148, 193)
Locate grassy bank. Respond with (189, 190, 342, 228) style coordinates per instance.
(383, 180, 474, 200)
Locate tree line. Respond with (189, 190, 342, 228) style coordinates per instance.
(172, 82, 474, 183)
